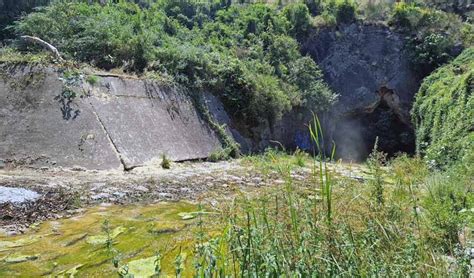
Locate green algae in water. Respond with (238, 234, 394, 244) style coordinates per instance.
(0, 202, 214, 277)
(121, 255, 159, 277)
(0, 236, 39, 251)
(86, 226, 126, 245)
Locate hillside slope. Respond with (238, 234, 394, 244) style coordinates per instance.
(412, 47, 474, 168)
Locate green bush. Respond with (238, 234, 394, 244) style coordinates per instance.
(412, 47, 474, 169)
(161, 154, 171, 169)
(335, 0, 357, 24)
(13, 0, 336, 130)
(282, 3, 311, 39)
(410, 33, 453, 73)
(0, 0, 50, 41)
(389, 2, 472, 73)
(389, 2, 424, 30)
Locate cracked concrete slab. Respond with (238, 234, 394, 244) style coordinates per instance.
(0, 65, 122, 170)
(0, 65, 222, 170)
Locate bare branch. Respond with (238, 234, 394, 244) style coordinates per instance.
(21, 35, 63, 61)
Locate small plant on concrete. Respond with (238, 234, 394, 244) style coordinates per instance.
(86, 74, 99, 86)
(208, 148, 232, 162)
(102, 219, 114, 251)
(161, 154, 171, 169)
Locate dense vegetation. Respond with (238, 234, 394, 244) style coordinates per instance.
(0, 0, 473, 277)
(188, 147, 473, 276)
(413, 47, 474, 169)
(0, 0, 50, 41)
(388, 2, 473, 75)
(11, 0, 337, 130)
(3, 0, 472, 127)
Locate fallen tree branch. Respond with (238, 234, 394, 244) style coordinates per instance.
(21, 35, 64, 61)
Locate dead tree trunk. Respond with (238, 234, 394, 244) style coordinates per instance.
(21, 35, 63, 61)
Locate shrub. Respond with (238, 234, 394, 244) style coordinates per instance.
(0, 0, 50, 41)
(412, 47, 474, 169)
(389, 2, 424, 30)
(410, 33, 453, 74)
(282, 3, 311, 39)
(359, 0, 393, 22)
(207, 148, 232, 162)
(389, 2, 471, 73)
(13, 0, 337, 133)
(86, 75, 99, 85)
(161, 154, 171, 169)
(304, 0, 323, 16)
(335, 0, 357, 24)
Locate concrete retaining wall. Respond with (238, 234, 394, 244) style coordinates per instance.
(0, 65, 222, 170)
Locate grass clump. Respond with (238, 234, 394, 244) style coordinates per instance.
(160, 154, 171, 169)
(366, 137, 387, 208)
(207, 148, 233, 162)
(0, 47, 51, 65)
(86, 74, 99, 85)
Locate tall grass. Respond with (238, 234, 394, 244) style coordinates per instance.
(309, 113, 336, 225)
(191, 115, 472, 276)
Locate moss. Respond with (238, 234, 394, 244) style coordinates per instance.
(192, 93, 241, 160)
(0, 48, 52, 66)
(0, 63, 47, 92)
(0, 202, 216, 277)
(412, 47, 474, 168)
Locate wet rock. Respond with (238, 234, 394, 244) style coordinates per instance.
(71, 166, 87, 172)
(4, 254, 39, 263)
(91, 192, 110, 200)
(0, 186, 40, 204)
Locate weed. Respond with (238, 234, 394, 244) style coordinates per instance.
(102, 219, 114, 252)
(86, 74, 99, 85)
(366, 137, 387, 208)
(293, 148, 307, 167)
(161, 154, 171, 169)
(174, 248, 185, 278)
(207, 148, 232, 162)
(153, 252, 162, 277)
